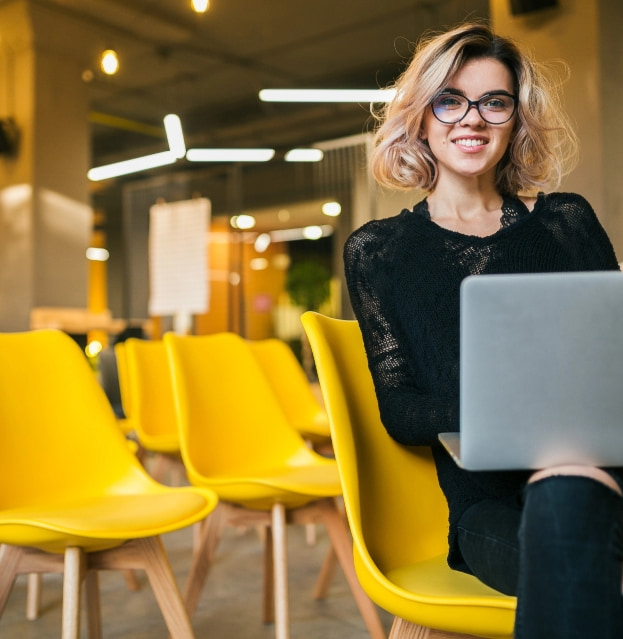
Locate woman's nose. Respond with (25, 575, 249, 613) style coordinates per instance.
(459, 103, 486, 126)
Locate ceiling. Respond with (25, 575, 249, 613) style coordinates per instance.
(31, 0, 488, 170)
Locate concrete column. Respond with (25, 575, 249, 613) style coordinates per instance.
(491, 0, 623, 257)
(0, 0, 91, 331)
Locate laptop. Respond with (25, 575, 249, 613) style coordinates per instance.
(438, 270, 623, 471)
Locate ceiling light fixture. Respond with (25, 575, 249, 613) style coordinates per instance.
(269, 225, 334, 243)
(321, 201, 342, 217)
(100, 49, 120, 75)
(258, 88, 396, 103)
(87, 151, 177, 181)
(86, 247, 110, 261)
(284, 148, 324, 162)
(163, 114, 186, 159)
(230, 214, 256, 230)
(186, 148, 275, 162)
(191, 0, 209, 13)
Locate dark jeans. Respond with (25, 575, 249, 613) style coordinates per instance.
(457, 475, 623, 639)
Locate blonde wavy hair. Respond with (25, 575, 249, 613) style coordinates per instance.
(371, 22, 578, 195)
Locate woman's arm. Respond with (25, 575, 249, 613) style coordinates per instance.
(343, 223, 459, 447)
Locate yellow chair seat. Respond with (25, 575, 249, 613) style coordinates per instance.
(0, 489, 210, 552)
(380, 556, 514, 636)
(189, 460, 342, 509)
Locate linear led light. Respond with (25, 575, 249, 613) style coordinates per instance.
(87, 151, 177, 181)
(269, 225, 334, 242)
(164, 114, 186, 159)
(186, 148, 275, 162)
(284, 148, 324, 162)
(258, 88, 396, 103)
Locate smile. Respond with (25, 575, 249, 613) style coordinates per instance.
(453, 138, 488, 148)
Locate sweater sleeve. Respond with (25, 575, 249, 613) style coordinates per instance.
(543, 192, 619, 270)
(343, 220, 459, 447)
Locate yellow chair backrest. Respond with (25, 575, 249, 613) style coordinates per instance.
(114, 341, 134, 424)
(0, 330, 147, 509)
(248, 338, 330, 438)
(164, 332, 316, 480)
(123, 338, 179, 449)
(301, 313, 449, 574)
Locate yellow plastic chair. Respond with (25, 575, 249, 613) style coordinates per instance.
(123, 338, 186, 485)
(247, 338, 332, 449)
(164, 331, 386, 639)
(301, 312, 516, 639)
(114, 341, 138, 437)
(248, 337, 333, 546)
(0, 329, 218, 639)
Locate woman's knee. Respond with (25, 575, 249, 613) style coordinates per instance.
(522, 471, 623, 548)
(528, 465, 622, 495)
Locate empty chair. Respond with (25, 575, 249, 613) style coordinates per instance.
(114, 341, 138, 437)
(0, 329, 218, 639)
(301, 312, 516, 639)
(164, 331, 386, 639)
(248, 338, 331, 450)
(122, 338, 186, 485)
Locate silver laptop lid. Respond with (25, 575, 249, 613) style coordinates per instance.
(458, 271, 623, 470)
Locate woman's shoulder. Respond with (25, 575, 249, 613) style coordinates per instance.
(346, 201, 426, 244)
(344, 205, 422, 270)
(533, 191, 594, 213)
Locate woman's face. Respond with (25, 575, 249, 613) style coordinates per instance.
(420, 57, 516, 187)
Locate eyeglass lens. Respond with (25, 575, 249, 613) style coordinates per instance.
(432, 92, 517, 124)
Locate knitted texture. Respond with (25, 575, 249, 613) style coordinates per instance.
(344, 192, 619, 570)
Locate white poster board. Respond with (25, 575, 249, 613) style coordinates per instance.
(148, 198, 210, 328)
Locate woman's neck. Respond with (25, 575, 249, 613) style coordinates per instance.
(426, 180, 506, 237)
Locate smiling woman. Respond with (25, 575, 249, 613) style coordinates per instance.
(344, 20, 623, 639)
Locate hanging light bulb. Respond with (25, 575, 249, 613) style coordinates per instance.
(100, 49, 119, 75)
(191, 0, 209, 13)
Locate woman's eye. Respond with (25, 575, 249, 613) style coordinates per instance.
(482, 96, 509, 111)
(436, 95, 463, 109)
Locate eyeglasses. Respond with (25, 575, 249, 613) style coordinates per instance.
(431, 91, 518, 125)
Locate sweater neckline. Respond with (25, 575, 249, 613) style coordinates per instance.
(411, 193, 538, 240)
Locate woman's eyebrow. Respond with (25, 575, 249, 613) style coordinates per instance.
(438, 87, 465, 96)
(439, 87, 514, 98)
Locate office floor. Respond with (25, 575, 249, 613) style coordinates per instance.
(0, 521, 394, 638)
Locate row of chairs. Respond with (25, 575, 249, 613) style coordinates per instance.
(0, 319, 517, 639)
(0, 328, 385, 639)
(118, 321, 518, 639)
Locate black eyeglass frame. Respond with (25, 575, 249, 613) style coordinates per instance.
(430, 91, 519, 125)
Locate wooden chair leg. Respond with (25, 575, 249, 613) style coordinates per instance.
(271, 502, 289, 639)
(84, 570, 103, 639)
(26, 572, 42, 620)
(135, 537, 195, 639)
(122, 568, 141, 591)
(305, 523, 317, 545)
(183, 504, 226, 616)
(62, 546, 86, 639)
(313, 545, 338, 600)
(263, 524, 274, 623)
(389, 617, 483, 639)
(0, 545, 22, 618)
(318, 499, 386, 639)
(389, 618, 431, 639)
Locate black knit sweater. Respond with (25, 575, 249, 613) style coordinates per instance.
(344, 191, 619, 571)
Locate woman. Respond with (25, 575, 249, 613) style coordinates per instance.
(344, 21, 623, 638)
